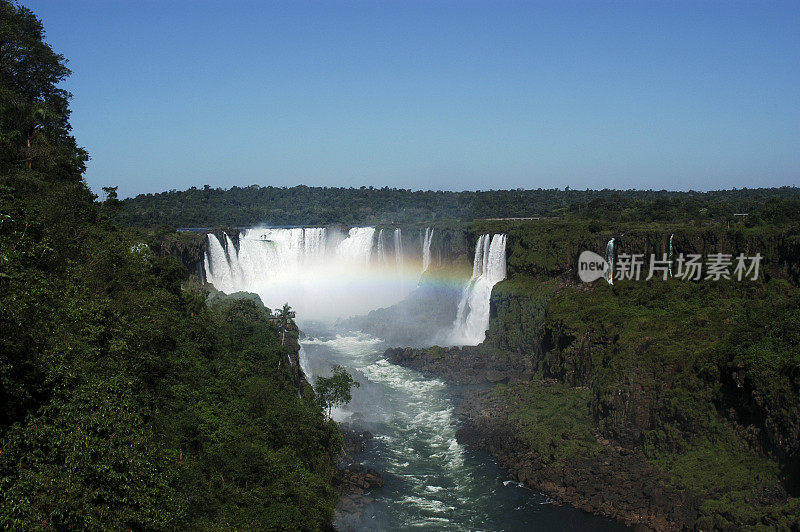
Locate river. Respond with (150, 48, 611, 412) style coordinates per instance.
(300, 324, 626, 531)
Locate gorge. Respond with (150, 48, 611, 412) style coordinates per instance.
(196, 219, 800, 530)
(201, 225, 625, 530)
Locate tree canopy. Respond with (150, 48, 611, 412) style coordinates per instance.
(0, 2, 341, 528)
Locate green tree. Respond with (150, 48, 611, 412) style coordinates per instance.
(275, 302, 293, 345)
(0, 1, 87, 177)
(314, 365, 360, 417)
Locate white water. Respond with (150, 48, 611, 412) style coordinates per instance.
(298, 344, 314, 385)
(422, 227, 434, 273)
(394, 228, 404, 270)
(205, 227, 508, 340)
(449, 234, 507, 346)
(668, 233, 674, 278)
(300, 327, 619, 531)
(376, 228, 388, 264)
(204, 227, 424, 320)
(604, 238, 615, 285)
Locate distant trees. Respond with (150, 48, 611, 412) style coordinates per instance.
(116, 184, 800, 228)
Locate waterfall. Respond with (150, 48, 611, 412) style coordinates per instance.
(204, 226, 419, 320)
(422, 227, 433, 273)
(668, 233, 674, 277)
(604, 238, 614, 285)
(376, 228, 388, 264)
(449, 233, 507, 346)
(394, 228, 404, 270)
(336, 227, 375, 264)
(299, 345, 314, 385)
(204, 233, 236, 293)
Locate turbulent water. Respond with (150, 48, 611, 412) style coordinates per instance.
(301, 327, 624, 531)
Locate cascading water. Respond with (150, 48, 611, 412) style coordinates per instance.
(298, 345, 314, 385)
(668, 233, 674, 277)
(604, 238, 615, 285)
(421, 227, 433, 273)
(449, 233, 507, 345)
(205, 228, 618, 530)
(204, 226, 424, 320)
(376, 228, 388, 264)
(337, 227, 375, 263)
(393, 228, 404, 270)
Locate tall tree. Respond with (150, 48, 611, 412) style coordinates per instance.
(0, 0, 87, 178)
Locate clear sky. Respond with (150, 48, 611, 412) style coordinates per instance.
(25, 0, 800, 198)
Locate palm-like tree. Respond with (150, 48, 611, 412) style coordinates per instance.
(276, 303, 292, 346)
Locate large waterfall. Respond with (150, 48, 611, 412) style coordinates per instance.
(449, 233, 507, 345)
(204, 227, 434, 321)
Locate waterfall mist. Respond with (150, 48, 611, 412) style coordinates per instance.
(204, 227, 427, 321)
(204, 226, 508, 346)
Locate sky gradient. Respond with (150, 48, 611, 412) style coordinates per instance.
(25, 0, 800, 198)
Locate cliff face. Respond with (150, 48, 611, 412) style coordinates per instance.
(147, 230, 208, 279)
(488, 224, 800, 466)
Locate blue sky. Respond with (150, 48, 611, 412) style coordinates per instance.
(25, 0, 800, 198)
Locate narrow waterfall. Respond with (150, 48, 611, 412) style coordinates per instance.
(376, 228, 388, 264)
(449, 233, 507, 345)
(204, 226, 420, 320)
(668, 233, 674, 277)
(422, 227, 433, 273)
(204, 232, 236, 293)
(604, 238, 615, 285)
(393, 228, 404, 270)
(298, 345, 314, 384)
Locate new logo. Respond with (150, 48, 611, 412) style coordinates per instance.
(578, 251, 609, 283)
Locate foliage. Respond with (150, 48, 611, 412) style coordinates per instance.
(0, 2, 340, 529)
(487, 249, 800, 526)
(117, 183, 800, 228)
(314, 365, 360, 417)
(493, 381, 601, 463)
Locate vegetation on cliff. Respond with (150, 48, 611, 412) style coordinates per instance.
(0, 2, 340, 528)
(480, 220, 800, 528)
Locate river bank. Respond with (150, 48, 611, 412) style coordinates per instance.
(386, 346, 697, 530)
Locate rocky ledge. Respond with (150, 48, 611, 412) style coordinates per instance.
(335, 429, 385, 523)
(455, 389, 699, 531)
(385, 345, 534, 385)
(387, 346, 699, 531)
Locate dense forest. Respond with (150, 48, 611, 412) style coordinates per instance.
(118, 183, 800, 228)
(385, 220, 800, 528)
(482, 222, 800, 528)
(0, 2, 340, 529)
